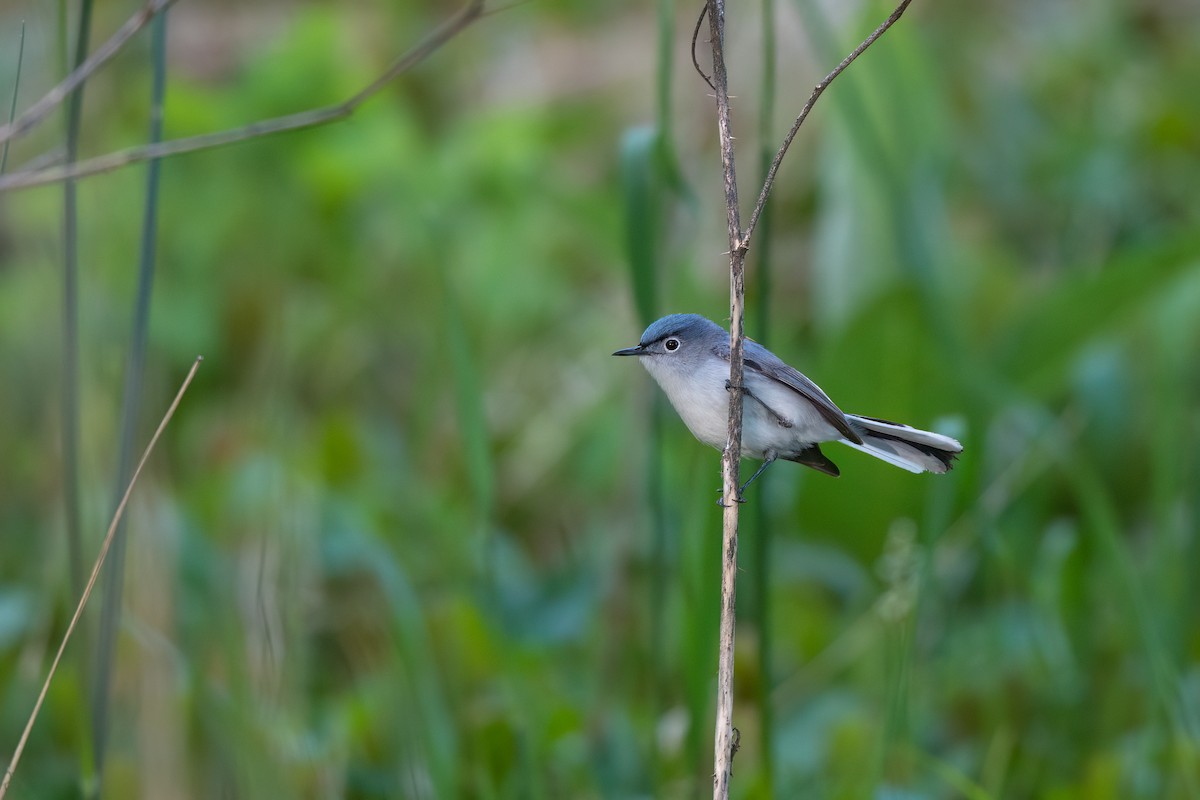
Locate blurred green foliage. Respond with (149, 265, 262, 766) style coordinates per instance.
(1, 0, 1199, 797)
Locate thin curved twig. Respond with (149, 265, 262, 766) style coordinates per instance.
(0, 0, 178, 147)
(0, 0, 486, 193)
(691, 3, 716, 91)
(740, 0, 913, 255)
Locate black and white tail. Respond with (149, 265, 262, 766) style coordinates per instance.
(841, 415, 962, 474)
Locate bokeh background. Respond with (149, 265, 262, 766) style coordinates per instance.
(1, 0, 1199, 797)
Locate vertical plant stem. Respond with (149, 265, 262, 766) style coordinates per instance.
(654, 0, 674, 140)
(619, 121, 673, 787)
(705, 0, 747, 796)
(63, 0, 94, 622)
(650, 0, 675, 785)
(751, 0, 777, 787)
(699, 4, 912, 794)
(59, 2, 93, 786)
(62, 13, 94, 783)
(91, 9, 169, 782)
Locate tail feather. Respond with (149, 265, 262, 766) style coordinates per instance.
(841, 414, 963, 474)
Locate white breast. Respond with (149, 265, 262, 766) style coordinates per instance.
(641, 356, 731, 449)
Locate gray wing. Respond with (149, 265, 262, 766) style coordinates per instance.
(713, 337, 862, 444)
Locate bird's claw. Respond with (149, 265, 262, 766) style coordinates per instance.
(716, 491, 747, 508)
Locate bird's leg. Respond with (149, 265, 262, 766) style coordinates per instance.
(716, 451, 778, 507)
(739, 453, 777, 495)
(725, 379, 792, 428)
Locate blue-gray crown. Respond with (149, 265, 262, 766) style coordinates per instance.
(639, 313, 721, 346)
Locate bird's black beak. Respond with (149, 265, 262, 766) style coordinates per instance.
(612, 345, 645, 357)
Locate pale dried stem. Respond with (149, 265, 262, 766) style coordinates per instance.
(704, 1, 914, 796)
(0, 357, 203, 800)
(704, 0, 746, 796)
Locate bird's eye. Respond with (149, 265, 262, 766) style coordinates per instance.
(664, 338, 680, 351)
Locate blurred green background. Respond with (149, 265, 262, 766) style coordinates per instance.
(1, 0, 1199, 797)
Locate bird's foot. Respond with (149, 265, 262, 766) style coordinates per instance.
(716, 490, 747, 508)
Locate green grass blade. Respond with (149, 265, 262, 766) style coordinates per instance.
(619, 123, 670, 787)
(0, 21, 26, 175)
(751, 0, 779, 790)
(61, 0, 95, 783)
(1063, 454, 1199, 796)
(994, 232, 1200, 395)
(92, 9, 170, 785)
(439, 269, 495, 541)
(619, 125, 660, 325)
(62, 0, 94, 616)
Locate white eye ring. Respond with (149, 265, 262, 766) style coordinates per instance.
(664, 338, 680, 351)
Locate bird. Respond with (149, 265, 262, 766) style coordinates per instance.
(613, 313, 962, 495)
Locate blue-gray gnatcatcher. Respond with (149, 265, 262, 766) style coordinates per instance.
(614, 314, 962, 493)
